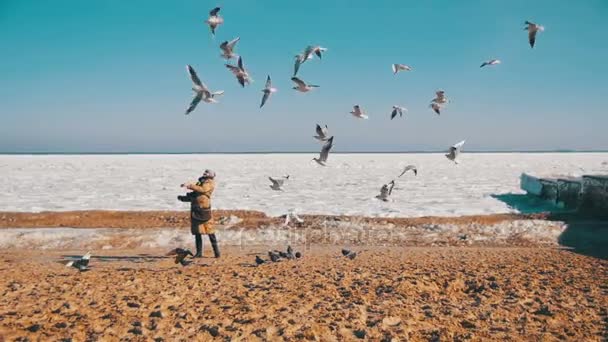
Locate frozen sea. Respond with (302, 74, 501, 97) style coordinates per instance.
(0, 153, 606, 217)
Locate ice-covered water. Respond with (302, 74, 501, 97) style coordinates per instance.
(0, 153, 606, 217)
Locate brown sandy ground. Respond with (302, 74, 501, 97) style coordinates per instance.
(0, 247, 606, 341)
(0, 210, 547, 230)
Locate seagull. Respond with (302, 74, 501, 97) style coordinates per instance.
(65, 252, 91, 272)
(313, 124, 329, 142)
(293, 45, 327, 76)
(291, 77, 319, 92)
(350, 105, 369, 119)
(226, 56, 251, 87)
(185, 65, 223, 115)
(269, 175, 289, 191)
(375, 180, 395, 202)
(391, 106, 407, 120)
(312, 136, 334, 166)
(392, 64, 412, 74)
(480, 59, 501, 68)
(524, 21, 544, 48)
(205, 7, 224, 37)
(219, 37, 240, 60)
(398, 165, 418, 177)
(446, 140, 466, 164)
(284, 209, 304, 226)
(431, 90, 449, 105)
(260, 75, 277, 108)
(167, 248, 194, 266)
(255, 255, 265, 265)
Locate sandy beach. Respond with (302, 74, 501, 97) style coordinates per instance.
(0, 246, 606, 341)
(0, 210, 606, 341)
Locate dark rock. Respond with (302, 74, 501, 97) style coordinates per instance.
(132, 321, 142, 327)
(128, 328, 143, 335)
(460, 320, 476, 329)
(533, 305, 554, 316)
(201, 325, 220, 337)
(127, 302, 140, 308)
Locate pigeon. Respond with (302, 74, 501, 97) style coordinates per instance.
(226, 56, 251, 87)
(205, 7, 224, 37)
(255, 255, 265, 265)
(524, 21, 544, 48)
(219, 37, 240, 60)
(341, 249, 357, 259)
(260, 75, 277, 108)
(268, 251, 281, 262)
(185, 65, 224, 115)
(167, 248, 194, 266)
(446, 140, 466, 164)
(350, 105, 369, 119)
(65, 252, 91, 272)
(480, 59, 501, 68)
(286, 245, 295, 259)
(392, 64, 412, 74)
(398, 165, 418, 177)
(390, 106, 407, 120)
(291, 77, 319, 92)
(376, 180, 395, 202)
(295, 252, 302, 258)
(269, 175, 289, 191)
(314, 124, 329, 142)
(312, 136, 334, 166)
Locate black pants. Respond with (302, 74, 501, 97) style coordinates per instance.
(194, 233, 220, 258)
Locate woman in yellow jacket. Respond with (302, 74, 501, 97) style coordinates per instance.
(179, 169, 220, 258)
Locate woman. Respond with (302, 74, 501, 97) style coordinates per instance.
(179, 169, 220, 258)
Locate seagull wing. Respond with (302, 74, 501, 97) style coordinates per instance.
(269, 177, 283, 187)
(319, 136, 334, 162)
(227, 37, 240, 49)
(388, 181, 395, 195)
(219, 41, 229, 52)
(187, 65, 205, 89)
(186, 93, 203, 115)
(390, 108, 398, 120)
(225, 64, 240, 74)
(237, 56, 244, 70)
(392, 64, 398, 74)
(452, 140, 466, 151)
(291, 77, 306, 88)
(293, 55, 303, 76)
(528, 28, 537, 48)
(260, 91, 270, 108)
(209, 7, 221, 16)
(315, 124, 325, 137)
(265, 75, 272, 89)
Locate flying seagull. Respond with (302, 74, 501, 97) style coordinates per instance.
(293, 45, 327, 76)
(376, 180, 396, 202)
(291, 77, 319, 92)
(446, 140, 466, 164)
(65, 252, 91, 272)
(391, 106, 407, 120)
(167, 248, 194, 266)
(219, 37, 240, 60)
(398, 165, 418, 177)
(392, 64, 412, 74)
(269, 175, 289, 191)
(260, 75, 277, 108)
(314, 124, 329, 142)
(312, 136, 334, 166)
(226, 56, 251, 87)
(524, 21, 544, 48)
(480, 59, 501, 68)
(350, 105, 369, 119)
(205, 7, 224, 37)
(185, 65, 224, 115)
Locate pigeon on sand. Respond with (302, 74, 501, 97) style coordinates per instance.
(167, 248, 194, 266)
(65, 252, 91, 272)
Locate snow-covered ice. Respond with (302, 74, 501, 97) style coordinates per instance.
(0, 153, 606, 217)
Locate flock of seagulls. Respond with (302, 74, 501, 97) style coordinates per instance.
(185, 7, 545, 200)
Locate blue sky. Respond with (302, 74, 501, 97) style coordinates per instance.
(1, 0, 607, 153)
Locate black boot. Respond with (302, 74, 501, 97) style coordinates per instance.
(194, 234, 203, 258)
(209, 234, 220, 258)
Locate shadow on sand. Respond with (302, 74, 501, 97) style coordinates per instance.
(493, 193, 608, 260)
(62, 254, 169, 263)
